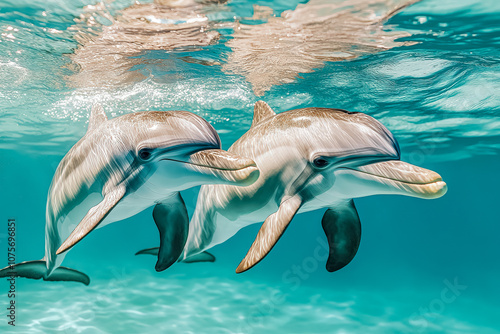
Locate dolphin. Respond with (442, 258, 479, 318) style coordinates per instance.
(0, 105, 259, 284)
(153, 101, 446, 273)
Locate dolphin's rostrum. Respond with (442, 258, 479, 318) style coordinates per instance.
(0, 105, 259, 284)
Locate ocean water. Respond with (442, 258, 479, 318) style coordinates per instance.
(0, 0, 499, 333)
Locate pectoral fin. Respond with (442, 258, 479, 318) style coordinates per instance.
(152, 193, 189, 272)
(56, 185, 126, 255)
(322, 200, 361, 272)
(236, 196, 302, 273)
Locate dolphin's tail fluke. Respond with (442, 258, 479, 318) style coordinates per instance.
(0, 261, 90, 285)
(182, 252, 215, 263)
(183, 251, 216, 263)
(135, 247, 161, 256)
(135, 247, 216, 264)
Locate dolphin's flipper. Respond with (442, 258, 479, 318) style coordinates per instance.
(322, 200, 361, 272)
(152, 193, 189, 272)
(135, 247, 216, 263)
(236, 195, 302, 273)
(183, 251, 216, 263)
(57, 185, 126, 255)
(0, 261, 90, 285)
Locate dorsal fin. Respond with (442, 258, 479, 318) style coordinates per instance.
(252, 101, 276, 127)
(87, 104, 107, 133)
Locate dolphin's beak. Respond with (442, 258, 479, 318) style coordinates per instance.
(186, 149, 260, 186)
(341, 160, 447, 199)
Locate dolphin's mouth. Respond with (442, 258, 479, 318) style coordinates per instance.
(163, 149, 260, 186)
(343, 160, 447, 199)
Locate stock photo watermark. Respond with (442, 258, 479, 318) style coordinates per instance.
(6, 218, 17, 327)
(239, 236, 330, 333)
(408, 277, 467, 332)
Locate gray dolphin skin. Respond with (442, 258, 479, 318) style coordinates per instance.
(0, 105, 259, 284)
(175, 101, 447, 274)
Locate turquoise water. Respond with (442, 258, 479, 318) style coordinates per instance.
(1, 0, 499, 333)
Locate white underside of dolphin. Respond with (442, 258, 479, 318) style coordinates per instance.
(0, 105, 259, 284)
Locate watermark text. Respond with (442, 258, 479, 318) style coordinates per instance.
(6, 218, 16, 326)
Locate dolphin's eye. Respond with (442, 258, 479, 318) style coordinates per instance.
(313, 157, 329, 168)
(138, 149, 152, 161)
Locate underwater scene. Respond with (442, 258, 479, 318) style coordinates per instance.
(0, 0, 499, 333)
